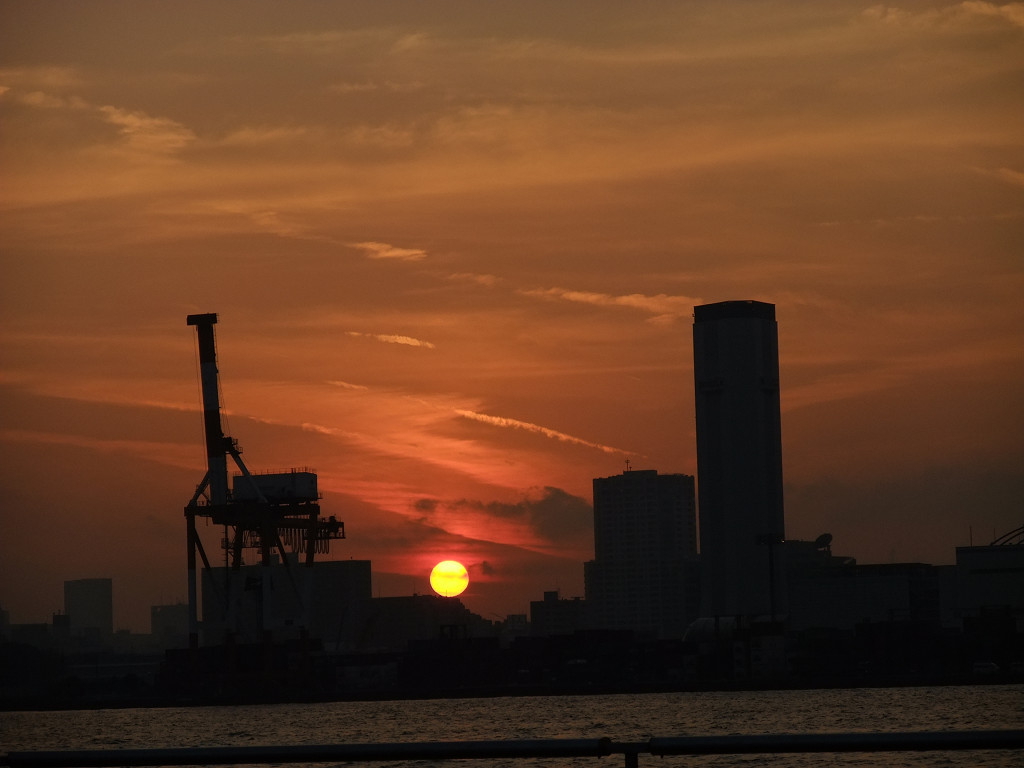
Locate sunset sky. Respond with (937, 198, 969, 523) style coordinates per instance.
(2, 1, 1022, 632)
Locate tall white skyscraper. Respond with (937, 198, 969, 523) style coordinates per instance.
(693, 300, 786, 620)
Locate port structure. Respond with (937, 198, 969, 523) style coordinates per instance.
(184, 313, 344, 650)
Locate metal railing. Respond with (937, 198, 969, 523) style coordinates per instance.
(3, 730, 1023, 768)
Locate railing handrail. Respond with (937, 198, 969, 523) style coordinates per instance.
(650, 730, 1024, 754)
(3, 730, 1022, 767)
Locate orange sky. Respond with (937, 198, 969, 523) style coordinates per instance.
(1, 1, 1022, 632)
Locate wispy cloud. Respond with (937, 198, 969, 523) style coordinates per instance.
(237, 29, 388, 56)
(97, 106, 196, 155)
(455, 409, 631, 455)
(328, 80, 425, 94)
(0, 65, 82, 90)
(955, 1, 1024, 28)
(350, 241, 428, 261)
(0, 429, 197, 471)
(219, 125, 311, 146)
(346, 331, 436, 348)
(863, 1, 1024, 30)
(522, 287, 699, 323)
(9, 90, 86, 110)
(1, 82, 194, 158)
(991, 167, 1024, 188)
(327, 379, 369, 390)
(448, 272, 499, 287)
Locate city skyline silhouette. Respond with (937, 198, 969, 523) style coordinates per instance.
(1, 2, 1022, 633)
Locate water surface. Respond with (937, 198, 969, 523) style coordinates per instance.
(3, 685, 1021, 767)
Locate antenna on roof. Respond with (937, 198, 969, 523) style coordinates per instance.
(624, 459, 631, 472)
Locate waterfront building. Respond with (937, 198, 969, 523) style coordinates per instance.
(585, 468, 699, 638)
(693, 300, 786, 620)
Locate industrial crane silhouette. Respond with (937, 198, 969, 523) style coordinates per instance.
(184, 313, 344, 650)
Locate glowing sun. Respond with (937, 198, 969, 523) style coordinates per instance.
(430, 560, 469, 597)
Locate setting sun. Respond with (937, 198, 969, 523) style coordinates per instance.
(429, 560, 469, 597)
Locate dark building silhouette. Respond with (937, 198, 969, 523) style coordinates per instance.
(955, 534, 1024, 671)
(354, 593, 496, 653)
(151, 603, 189, 650)
(956, 535, 1024, 623)
(64, 578, 113, 639)
(693, 300, 785, 620)
(200, 558, 372, 648)
(788, 557, 941, 631)
(530, 590, 588, 637)
(585, 468, 699, 638)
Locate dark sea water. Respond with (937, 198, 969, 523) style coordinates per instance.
(2, 685, 1022, 767)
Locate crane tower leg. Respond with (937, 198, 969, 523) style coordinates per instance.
(186, 510, 199, 651)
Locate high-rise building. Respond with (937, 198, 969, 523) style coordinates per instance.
(584, 468, 699, 638)
(693, 300, 786, 620)
(64, 578, 114, 637)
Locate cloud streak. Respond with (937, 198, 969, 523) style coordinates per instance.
(522, 287, 700, 323)
(327, 379, 369, 390)
(346, 331, 436, 348)
(0, 83, 194, 157)
(349, 241, 428, 261)
(455, 409, 632, 455)
(0, 428, 197, 472)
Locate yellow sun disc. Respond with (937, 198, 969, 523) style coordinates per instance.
(430, 560, 469, 597)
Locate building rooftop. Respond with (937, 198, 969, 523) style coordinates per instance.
(694, 300, 775, 323)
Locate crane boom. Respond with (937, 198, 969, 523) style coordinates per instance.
(186, 313, 228, 506)
(183, 313, 344, 651)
